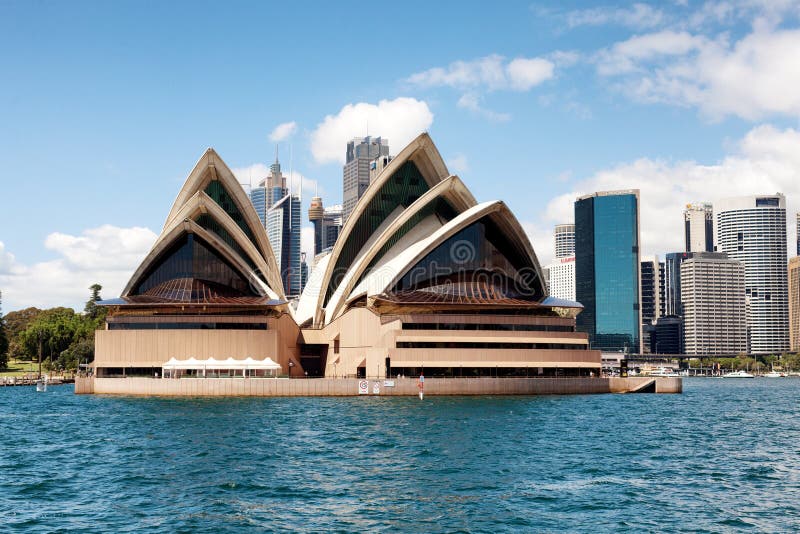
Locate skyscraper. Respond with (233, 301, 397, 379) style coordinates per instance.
(641, 256, 661, 325)
(342, 136, 389, 222)
(664, 251, 726, 318)
(651, 316, 683, 354)
(715, 194, 789, 354)
(658, 260, 666, 318)
(249, 149, 304, 297)
(640, 256, 660, 355)
(267, 193, 303, 297)
(308, 196, 343, 258)
(575, 190, 641, 354)
(249, 150, 288, 228)
(545, 256, 575, 301)
(684, 202, 714, 252)
(554, 223, 575, 258)
(796, 212, 799, 256)
(370, 154, 393, 183)
(681, 254, 746, 355)
(663, 253, 684, 317)
(789, 256, 800, 352)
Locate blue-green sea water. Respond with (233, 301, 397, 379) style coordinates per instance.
(1, 379, 799, 532)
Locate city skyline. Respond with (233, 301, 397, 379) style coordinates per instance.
(2, 1, 800, 312)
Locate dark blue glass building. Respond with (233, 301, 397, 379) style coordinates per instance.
(575, 190, 641, 353)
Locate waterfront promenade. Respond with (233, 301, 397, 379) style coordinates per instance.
(76, 375, 681, 396)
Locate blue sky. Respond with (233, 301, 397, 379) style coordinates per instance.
(1, 0, 799, 312)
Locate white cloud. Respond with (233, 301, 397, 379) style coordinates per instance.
(0, 226, 157, 312)
(284, 170, 320, 199)
(686, 0, 800, 30)
(565, 3, 666, 29)
(407, 54, 555, 92)
(231, 163, 269, 191)
(506, 57, 555, 90)
(310, 98, 434, 165)
(597, 27, 800, 120)
(448, 154, 469, 174)
(268, 121, 298, 142)
(527, 124, 800, 267)
(457, 93, 511, 122)
(0, 242, 23, 277)
(596, 31, 707, 75)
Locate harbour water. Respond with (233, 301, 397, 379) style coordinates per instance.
(1, 379, 799, 532)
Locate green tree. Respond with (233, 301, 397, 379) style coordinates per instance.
(84, 284, 104, 320)
(20, 308, 82, 364)
(0, 291, 9, 370)
(3, 307, 43, 361)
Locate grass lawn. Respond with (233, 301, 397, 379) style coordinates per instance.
(0, 358, 41, 377)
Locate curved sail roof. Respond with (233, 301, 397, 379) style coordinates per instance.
(313, 133, 450, 321)
(164, 149, 283, 292)
(300, 134, 551, 327)
(120, 148, 285, 304)
(323, 175, 477, 324)
(352, 201, 546, 304)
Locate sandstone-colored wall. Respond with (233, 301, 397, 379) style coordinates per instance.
(76, 376, 681, 396)
(94, 313, 302, 373)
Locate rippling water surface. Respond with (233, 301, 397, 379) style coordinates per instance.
(2, 379, 799, 532)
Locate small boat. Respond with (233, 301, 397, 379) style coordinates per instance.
(764, 371, 782, 378)
(35, 375, 48, 392)
(650, 367, 682, 377)
(722, 370, 755, 378)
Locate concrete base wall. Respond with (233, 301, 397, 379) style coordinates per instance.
(76, 376, 681, 396)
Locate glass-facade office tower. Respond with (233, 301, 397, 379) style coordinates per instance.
(342, 136, 389, 223)
(554, 223, 575, 258)
(267, 194, 303, 297)
(715, 194, 789, 354)
(575, 190, 641, 353)
(684, 202, 714, 252)
(308, 196, 343, 258)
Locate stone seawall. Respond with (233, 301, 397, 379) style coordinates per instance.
(76, 376, 681, 396)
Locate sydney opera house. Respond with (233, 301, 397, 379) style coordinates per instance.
(93, 134, 601, 382)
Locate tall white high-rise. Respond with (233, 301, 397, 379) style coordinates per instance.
(681, 253, 747, 355)
(554, 224, 575, 258)
(545, 256, 575, 301)
(684, 202, 713, 252)
(715, 194, 789, 354)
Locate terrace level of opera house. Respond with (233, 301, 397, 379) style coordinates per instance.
(88, 133, 605, 389)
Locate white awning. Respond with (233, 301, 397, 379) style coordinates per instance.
(163, 357, 281, 370)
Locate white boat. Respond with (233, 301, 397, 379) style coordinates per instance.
(35, 375, 48, 392)
(649, 367, 682, 377)
(722, 370, 755, 378)
(764, 371, 782, 378)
